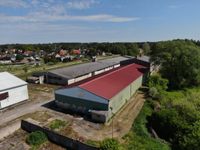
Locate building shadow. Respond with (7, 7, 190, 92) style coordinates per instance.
(42, 101, 99, 123)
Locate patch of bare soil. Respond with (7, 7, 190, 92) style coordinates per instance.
(0, 129, 29, 150)
(28, 84, 58, 102)
(38, 142, 66, 150)
(27, 111, 53, 123)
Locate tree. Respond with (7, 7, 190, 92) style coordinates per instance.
(149, 87, 159, 99)
(148, 75, 168, 91)
(151, 40, 200, 89)
(180, 121, 200, 150)
(16, 54, 24, 61)
(126, 43, 139, 56)
(142, 42, 151, 54)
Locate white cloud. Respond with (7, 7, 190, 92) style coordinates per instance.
(169, 5, 182, 9)
(0, 12, 138, 23)
(69, 14, 139, 22)
(31, 0, 40, 6)
(67, 0, 98, 9)
(0, 0, 28, 8)
(0, 0, 138, 23)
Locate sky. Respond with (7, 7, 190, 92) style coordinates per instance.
(0, 0, 200, 44)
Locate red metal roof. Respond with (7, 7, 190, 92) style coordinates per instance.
(79, 63, 147, 100)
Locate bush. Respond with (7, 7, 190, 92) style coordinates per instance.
(149, 87, 159, 99)
(16, 54, 24, 61)
(47, 62, 55, 65)
(49, 119, 66, 130)
(26, 131, 47, 146)
(100, 138, 120, 150)
(148, 75, 168, 91)
(149, 88, 200, 150)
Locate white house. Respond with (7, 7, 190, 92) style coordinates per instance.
(0, 72, 29, 109)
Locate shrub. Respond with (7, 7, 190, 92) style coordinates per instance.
(149, 87, 159, 99)
(122, 102, 170, 150)
(148, 75, 168, 91)
(100, 138, 120, 150)
(16, 54, 24, 61)
(26, 131, 47, 146)
(49, 119, 66, 130)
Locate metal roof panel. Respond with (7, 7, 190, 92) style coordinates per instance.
(0, 72, 27, 92)
(55, 87, 109, 104)
(80, 64, 146, 99)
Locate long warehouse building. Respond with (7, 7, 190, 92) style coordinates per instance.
(47, 56, 134, 85)
(55, 63, 148, 122)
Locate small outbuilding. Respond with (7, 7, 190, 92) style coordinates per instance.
(27, 72, 45, 84)
(0, 72, 29, 109)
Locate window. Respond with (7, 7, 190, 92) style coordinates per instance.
(0, 92, 9, 101)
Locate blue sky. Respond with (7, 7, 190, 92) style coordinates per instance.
(0, 0, 200, 44)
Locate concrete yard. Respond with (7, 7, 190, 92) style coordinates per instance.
(0, 84, 58, 140)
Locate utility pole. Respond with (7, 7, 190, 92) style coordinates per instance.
(110, 107, 114, 139)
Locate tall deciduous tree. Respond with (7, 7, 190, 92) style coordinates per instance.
(151, 40, 200, 89)
(142, 42, 151, 54)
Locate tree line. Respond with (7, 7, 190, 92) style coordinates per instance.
(0, 42, 153, 56)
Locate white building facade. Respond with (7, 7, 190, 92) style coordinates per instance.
(0, 72, 29, 109)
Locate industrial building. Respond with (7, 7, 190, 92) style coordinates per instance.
(134, 55, 159, 74)
(55, 63, 148, 122)
(47, 56, 134, 85)
(0, 72, 29, 109)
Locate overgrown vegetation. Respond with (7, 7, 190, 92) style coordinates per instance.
(147, 40, 200, 150)
(49, 119, 67, 130)
(100, 138, 121, 150)
(148, 75, 168, 99)
(149, 88, 200, 150)
(86, 139, 100, 147)
(122, 102, 170, 150)
(26, 131, 47, 149)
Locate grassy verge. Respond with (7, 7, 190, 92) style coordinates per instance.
(85, 140, 100, 147)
